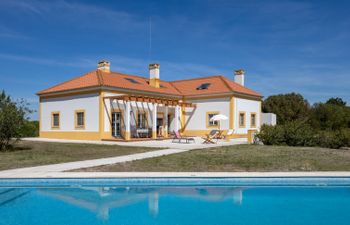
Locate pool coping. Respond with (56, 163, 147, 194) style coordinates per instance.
(1, 171, 350, 179)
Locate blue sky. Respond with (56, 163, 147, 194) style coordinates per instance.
(0, 0, 349, 120)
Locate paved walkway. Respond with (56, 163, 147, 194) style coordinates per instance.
(0, 148, 189, 176)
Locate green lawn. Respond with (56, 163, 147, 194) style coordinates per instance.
(77, 144, 350, 172)
(0, 141, 160, 171)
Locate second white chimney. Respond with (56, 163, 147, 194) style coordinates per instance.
(234, 69, 245, 86)
(149, 63, 160, 88)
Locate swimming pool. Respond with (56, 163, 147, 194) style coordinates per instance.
(1, 178, 350, 225)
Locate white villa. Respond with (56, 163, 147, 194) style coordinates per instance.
(37, 60, 262, 141)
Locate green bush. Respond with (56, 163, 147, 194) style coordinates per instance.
(19, 120, 39, 137)
(255, 124, 284, 145)
(257, 121, 315, 147)
(0, 90, 33, 150)
(257, 124, 350, 149)
(315, 129, 350, 149)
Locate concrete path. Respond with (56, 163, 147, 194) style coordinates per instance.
(0, 148, 189, 176)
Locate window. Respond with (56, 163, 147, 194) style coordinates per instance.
(137, 112, 147, 128)
(239, 112, 246, 128)
(75, 110, 85, 129)
(196, 83, 211, 90)
(251, 113, 256, 127)
(206, 112, 219, 128)
(51, 112, 60, 129)
(124, 78, 140, 84)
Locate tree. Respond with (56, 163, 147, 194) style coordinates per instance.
(262, 93, 310, 124)
(310, 102, 350, 130)
(0, 90, 32, 150)
(326, 97, 347, 107)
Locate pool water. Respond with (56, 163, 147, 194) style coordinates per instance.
(1, 179, 350, 225)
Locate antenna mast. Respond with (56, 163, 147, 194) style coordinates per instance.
(149, 16, 152, 63)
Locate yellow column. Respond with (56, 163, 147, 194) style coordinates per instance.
(181, 105, 186, 133)
(99, 91, 105, 140)
(152, 103, 157, 139)
(229, 96, 235, 129)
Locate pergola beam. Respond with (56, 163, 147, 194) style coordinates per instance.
(103, 95, 196, 108)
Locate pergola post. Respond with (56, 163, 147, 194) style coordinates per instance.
(125, 100, 131, 140)
(164, 106, 169, 138)
(174, 105, 180, 132)
(152, 103, 158, 139)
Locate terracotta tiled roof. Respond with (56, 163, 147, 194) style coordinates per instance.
(170, 75, 261, 97)
(170, 76, 232, 96)
(38, 70, 101, 94)
(37, 70, 262, 98)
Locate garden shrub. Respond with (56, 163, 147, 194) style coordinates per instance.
(257, 121, 315, 147)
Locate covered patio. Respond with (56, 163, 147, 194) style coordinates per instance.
(103, 94, 195, 141)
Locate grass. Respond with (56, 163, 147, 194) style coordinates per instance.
(77, 144, 350, 172)
(0, 141, 160, 171)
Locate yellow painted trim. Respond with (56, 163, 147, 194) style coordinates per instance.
(152, 131, 157, 139)
(39, 99, 42, 132)
(247, 129, 257, 144)
(51, 111, 60, 129)
(149, 78, 160, 88)
(239, 111, 246, 128)
(181, 105, 186, 132)
(40, 131, 100, 140)
(259, 100, 262, 127)
(125, 131, 131, 141)
(250, 112, 257, 128)
(40, 90, 99, 100)
(74, 109, 86, 129)
(229, 96, 234, 129)
(206, 111, 220, 129)
(99, 91, 105, 139)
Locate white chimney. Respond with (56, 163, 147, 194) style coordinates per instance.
(234, 69, 245, 86)
(97, 60, 110, 73)
(149, 63, 160, 88)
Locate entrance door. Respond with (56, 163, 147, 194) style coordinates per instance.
(156, 117, 163, 137)
(112, 112, 122, 137)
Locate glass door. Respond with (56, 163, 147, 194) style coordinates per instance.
(112, 112, 121, 137)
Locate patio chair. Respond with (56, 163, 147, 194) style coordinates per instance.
(172, 131, 195, 144)
(202, 130, 220, 144)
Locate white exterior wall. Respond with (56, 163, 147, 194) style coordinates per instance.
(262, 113, 277, 126)
(41, 93, 99, 132)
(185, 97, 230, 131)
(234, 97, 261, 134)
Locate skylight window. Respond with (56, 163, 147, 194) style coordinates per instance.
(124, 78, 140, 84)
(196, 83, 211, 90)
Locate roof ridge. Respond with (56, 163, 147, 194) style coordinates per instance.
(37, 69, 98, 94)
(96, 69, 104, 86)
(169, 82, 183, 94)
(170, 75, 224, 83)
(219, 76, 234, 92)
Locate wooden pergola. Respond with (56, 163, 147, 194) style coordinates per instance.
(103, 94, 195, 141)
(103, 95, 196, 108)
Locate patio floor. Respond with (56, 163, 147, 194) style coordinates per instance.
(22, 137, 248, 150)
